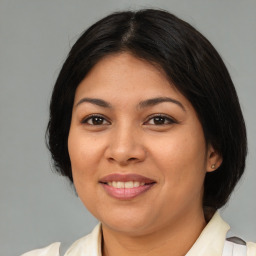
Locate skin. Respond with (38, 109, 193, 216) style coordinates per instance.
(68, 52, 222, 256)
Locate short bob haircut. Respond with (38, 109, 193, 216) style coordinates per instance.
(47, 9, 247, 210)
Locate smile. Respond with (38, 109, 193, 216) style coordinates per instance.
(99, 173, 156, 200)
(106, 181, 145, 188)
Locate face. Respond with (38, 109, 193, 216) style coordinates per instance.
(68, 53, 220, 236)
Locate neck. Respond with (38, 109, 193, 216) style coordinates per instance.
(102, 209, 206, 256)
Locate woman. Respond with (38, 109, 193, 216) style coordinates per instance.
(22, 9, 256, 256)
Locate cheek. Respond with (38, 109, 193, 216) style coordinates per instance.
(68, 130, 98, 204)
(68, 129, 101, 181)
(150, 127, 207, 190)
(153, 133, 206, 168)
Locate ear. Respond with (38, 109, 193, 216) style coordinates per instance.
(206, 144, 223, 173)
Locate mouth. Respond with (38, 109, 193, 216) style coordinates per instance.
(104, 181, 147, 188)
(99, 173, 156, 200)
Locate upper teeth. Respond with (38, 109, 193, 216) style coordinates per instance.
(107, 181, 145, 188)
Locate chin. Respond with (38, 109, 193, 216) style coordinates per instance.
(98, 207, 156, 235)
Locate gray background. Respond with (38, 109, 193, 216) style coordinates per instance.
(0, 0, 255, 255)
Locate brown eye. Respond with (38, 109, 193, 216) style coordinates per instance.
(82, 115, 110, 125)
(145, 115, 176, 125)
(152, 116, 167, 125)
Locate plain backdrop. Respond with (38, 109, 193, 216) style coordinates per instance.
(0, 0, 255, 255)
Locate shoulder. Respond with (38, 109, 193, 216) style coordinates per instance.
(20, 223, 102, 256)
(20, 242, 60, 256)
(223, 240, 256, 256)
(225, 233, 256, 255)
(247, 241, 256, 256)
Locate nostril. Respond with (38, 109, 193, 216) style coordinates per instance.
(128, 157, 137, 161)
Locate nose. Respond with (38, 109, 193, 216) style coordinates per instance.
(104, 124, 146, 166)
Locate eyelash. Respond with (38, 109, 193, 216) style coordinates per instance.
(81, 114, 177, 126)
(144, 114, 177, 125)
(81, 114, 110, 126)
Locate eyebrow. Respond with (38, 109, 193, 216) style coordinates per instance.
(75, 96, 185, 111)
(138, 97, 186, 111)
(75, 98, 112, 108)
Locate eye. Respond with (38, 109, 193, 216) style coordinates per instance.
(81, 115, 110, 125)
(145, 115, 176, 125)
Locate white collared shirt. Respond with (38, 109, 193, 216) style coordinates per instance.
(21, 212, 256, 256)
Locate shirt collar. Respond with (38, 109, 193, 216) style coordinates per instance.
(64, 223, 102, 256)
(186, 211, 230, 256)
(65, 212, 230, 256)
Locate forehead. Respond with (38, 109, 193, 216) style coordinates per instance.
(74, 53, 186, 104)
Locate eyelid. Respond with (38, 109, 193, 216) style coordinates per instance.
(81, 114, 111, 125)
(143, 114, 178, 125)
(80, 113, 177, 126)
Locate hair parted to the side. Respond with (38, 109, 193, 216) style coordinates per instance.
(46, 9, 247, 210)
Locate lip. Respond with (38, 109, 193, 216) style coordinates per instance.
(99, 173, 156, 200)
(99, 173, 155, 183)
